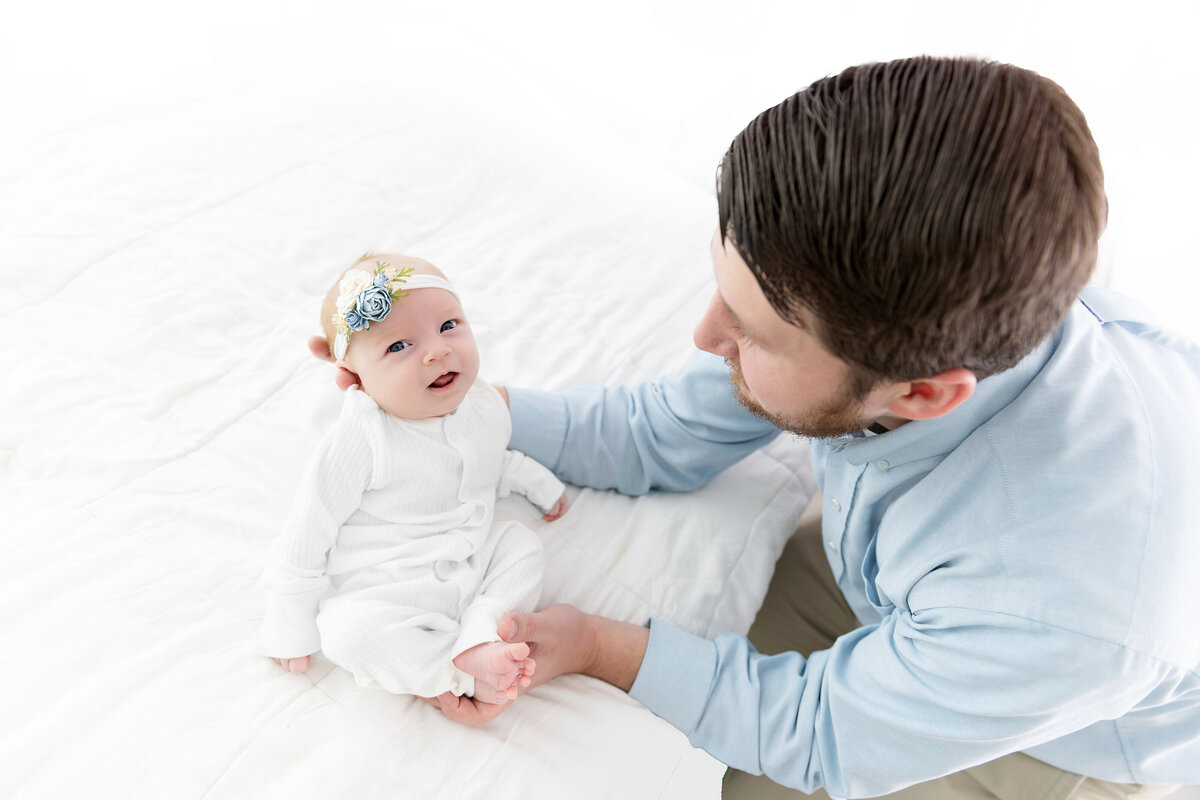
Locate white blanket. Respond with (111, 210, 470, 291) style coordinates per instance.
(0, 18, 817, 800)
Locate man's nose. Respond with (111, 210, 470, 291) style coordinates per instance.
(693, 294, 736, 358)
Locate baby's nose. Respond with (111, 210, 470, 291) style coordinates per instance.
(423, 345, 451, 365)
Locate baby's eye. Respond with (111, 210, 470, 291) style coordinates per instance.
(387, 340, 410, 353)
(440, 320, 458, 333)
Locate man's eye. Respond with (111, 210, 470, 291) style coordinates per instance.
(387, 340, 410, 353)
(440, 320, 458, 333)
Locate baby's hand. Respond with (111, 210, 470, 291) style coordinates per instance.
(273, 655, 311, 674)
(542, 493, 568, 522)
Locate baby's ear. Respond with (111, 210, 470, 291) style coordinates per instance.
(334, 364, 360, 392)
(307, 335, 334, 363)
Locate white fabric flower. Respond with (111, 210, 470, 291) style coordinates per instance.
(336, 270, 374, 316)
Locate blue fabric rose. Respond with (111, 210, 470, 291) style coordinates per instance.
(356, 286, 392, 323)
(344, 309, 368, 331)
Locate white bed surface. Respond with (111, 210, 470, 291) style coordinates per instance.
(0, 20, 816, 800)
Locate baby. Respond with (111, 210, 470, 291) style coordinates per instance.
(261, 253, 567, 705)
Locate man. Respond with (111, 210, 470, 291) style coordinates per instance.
(316, 57, 1200, 798)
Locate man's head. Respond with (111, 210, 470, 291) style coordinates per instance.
(323, 253, 480, 419)
(696, 56, 1106, 437)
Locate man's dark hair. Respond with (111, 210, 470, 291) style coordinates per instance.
(717, 56, 1106, 386)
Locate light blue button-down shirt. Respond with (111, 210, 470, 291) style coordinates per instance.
(508, 289, 1200, 796)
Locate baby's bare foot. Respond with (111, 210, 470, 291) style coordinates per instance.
(453, 641, 536, 704)
(273, 655, 310, 674)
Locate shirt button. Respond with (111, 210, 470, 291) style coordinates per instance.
(875, 460, 890, 470)
(827, 540, 839, 553)
(831, 498, 842, 512)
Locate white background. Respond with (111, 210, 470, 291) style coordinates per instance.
(1, 4, 1196, 794)
(3, 0, 1198, 342)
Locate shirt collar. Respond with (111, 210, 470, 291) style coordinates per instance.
(835, 324, 1062, 468)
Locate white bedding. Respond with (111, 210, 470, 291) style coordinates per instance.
(0, 19, 817, 800)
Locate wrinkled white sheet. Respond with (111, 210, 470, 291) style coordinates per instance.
(0, 18, 816, 800)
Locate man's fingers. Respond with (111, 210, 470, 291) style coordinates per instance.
(434, 691, 460, 713)
(499, 611, 532, 643)
(435, 693, 508, 728)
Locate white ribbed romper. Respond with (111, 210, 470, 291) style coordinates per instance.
(261, 380, 564, 698)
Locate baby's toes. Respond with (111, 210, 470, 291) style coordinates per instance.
(504, 642, 530, 662)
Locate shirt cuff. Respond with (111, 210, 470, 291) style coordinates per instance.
(506, 386, 569, 471)
(629, 619, 719, 736)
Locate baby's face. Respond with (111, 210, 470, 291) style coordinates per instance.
(340, 286, 480, 419)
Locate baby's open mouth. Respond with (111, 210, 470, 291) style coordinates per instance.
(429, 372, 458, 389)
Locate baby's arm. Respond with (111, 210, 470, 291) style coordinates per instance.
(497, 450, 568, 520)
(261, 398, 373, 669)
(541, 493, 568, 522)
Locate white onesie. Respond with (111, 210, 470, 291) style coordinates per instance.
(261, 380, 564, 698)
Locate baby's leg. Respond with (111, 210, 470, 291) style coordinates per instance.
(472, 521, 545, 616)
(318, 587, 470, 699)
(451, 523, 545, 702)
(452, 641, 535, 704)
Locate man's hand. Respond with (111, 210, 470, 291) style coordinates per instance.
(501, 604, 598, 681)
(503, 605, 649, 692)
(427, 605, 649, 727)
(424, 605, 594, 726)
(419, 692, 511, 727)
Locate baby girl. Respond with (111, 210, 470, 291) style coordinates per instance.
(261, 253, 566, 705)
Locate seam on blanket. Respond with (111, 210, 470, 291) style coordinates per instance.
(705, 481, 776, 634)
(622, 281, 712, 380)
(545, 533, 667, 624)
(655, 751, 689, 799)
(135, 549, 451, 800)
(541, 473, 806, 635)
(80, 358, 309, 513)
(196, 673, 451, 799)
(44, 126, 399, 296)
(706, 450, 813, 637)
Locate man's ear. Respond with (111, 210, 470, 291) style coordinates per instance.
(884, 368, 977, 422)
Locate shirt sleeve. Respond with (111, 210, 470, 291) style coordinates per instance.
(506, 350, 780, 494)
(630, 611, 1160, 798)
(260, 394, 374, 658)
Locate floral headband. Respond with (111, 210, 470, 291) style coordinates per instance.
(332, 260, 459, 360)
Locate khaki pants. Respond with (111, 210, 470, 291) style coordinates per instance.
(723, 506, 1182, 800)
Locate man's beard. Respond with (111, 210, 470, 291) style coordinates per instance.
(726, 358, 875, 439)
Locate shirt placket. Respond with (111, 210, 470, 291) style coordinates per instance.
(823, 447, 880, 624)
(821, 447, 855, 582)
